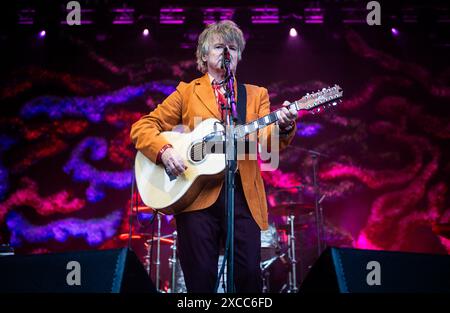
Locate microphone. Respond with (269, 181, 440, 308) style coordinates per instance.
(221, 46, 231, 69)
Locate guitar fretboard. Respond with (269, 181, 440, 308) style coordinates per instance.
(235, 84, 342, 139)
(235, 103, 296, 138)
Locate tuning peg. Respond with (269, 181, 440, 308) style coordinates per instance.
(332, 102, 337, 106)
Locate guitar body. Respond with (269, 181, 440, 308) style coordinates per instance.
(134, 84, 343, 215)
(135, 118, 226, 214)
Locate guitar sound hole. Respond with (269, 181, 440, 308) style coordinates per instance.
(190, 142, 206, 162)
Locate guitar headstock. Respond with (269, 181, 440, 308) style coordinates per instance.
(296, 84, 343, 114)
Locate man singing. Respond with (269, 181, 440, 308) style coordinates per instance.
(130, 20, 298, 293)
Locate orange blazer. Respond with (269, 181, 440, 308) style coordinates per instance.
(130, 74, 296, 230)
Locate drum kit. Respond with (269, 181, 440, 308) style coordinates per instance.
(260, 202, 317, 293)
(119, 146, 357, 292)
(119, 206, 182, 293)
(119, 198, 330, 293)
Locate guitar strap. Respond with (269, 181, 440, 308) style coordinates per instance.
(237, 83, 247, 125)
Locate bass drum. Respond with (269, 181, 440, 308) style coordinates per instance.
(260, 223, 281, 262)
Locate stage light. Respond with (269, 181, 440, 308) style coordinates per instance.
(39, 30, 46, 38)
(143, 28, 149, 36)
(289, 27, 298, 37)
(391, 27, 399, 36)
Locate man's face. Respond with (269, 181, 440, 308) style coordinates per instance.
(203, 35, 239, 75)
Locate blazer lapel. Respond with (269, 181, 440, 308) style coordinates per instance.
(194, 74, 221, 119)
(194, 73, 241, 121)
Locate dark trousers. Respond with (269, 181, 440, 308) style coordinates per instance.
(175, 176, 262, 293)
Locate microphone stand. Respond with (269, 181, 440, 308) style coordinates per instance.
(311, 153, 326, 257)
(289, 146, 328, 256)
(222, 48, 238, 293)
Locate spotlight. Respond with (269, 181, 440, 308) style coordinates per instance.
(391, 27, 399, 36)
(289, 27, 298, 37)
(142, 28, 149, 36)
(39, 30, 46, 38)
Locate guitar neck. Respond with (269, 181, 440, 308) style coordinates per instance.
(235, 84, 343, 139)
(235, 102, 298, 139)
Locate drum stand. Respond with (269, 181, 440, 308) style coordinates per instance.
(261, 270, 270, 293)
(286, 211, 299, 293)
(261, 252, 286, 293)
(261, 256, 276, 293)
(168, 230, 178, 293)
(144, 212, 163, 292)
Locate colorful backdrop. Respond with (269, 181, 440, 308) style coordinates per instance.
(1, 16, 449, 287)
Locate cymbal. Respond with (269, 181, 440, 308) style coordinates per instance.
(132, 206, 155, 214)
(269, 202, 315, 216)
(145, 236, 175, 245)
(118, 232, 153, 240)
(119, 232, 175, 245)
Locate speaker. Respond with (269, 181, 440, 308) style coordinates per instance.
(300, 247, 450, 293)
(0, 248, 157, 293)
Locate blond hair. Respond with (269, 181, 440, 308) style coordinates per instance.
(196, 20, 246, 73)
